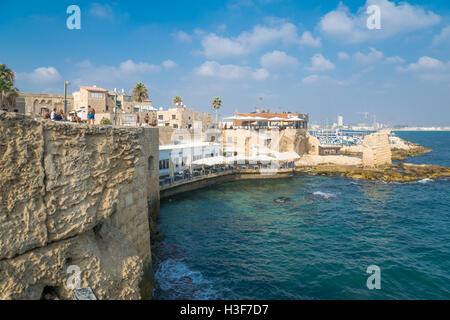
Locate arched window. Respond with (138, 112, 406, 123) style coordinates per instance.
(148, 156, 155, 171)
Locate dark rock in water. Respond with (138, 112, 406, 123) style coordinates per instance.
(274, 197, 290, 203)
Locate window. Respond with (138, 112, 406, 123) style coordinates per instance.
(227, 137, 232, 143)
(148, 156, 154, 170)
(90, 92, 104, 99)
(159, 159, 169, 170)
(172, 115, 176, 120)
(158, 115, 164, 120)
(173, 124, 178, 128)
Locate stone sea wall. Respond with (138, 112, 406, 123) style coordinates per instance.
(0, 111, 159, 300)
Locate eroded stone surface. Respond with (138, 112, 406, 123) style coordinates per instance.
(0, 112, 159, 299)
(0, 221, 143, 300)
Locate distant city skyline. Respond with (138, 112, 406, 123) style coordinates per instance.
(1, 0, 450, 126)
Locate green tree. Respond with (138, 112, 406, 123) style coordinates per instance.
(0, 64, 19, 109)
(132, 82, 149, 102)
(172, 96, 182, 106)
(212, 97, 222, 125)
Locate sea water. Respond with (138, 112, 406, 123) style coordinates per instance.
(152, 131, 450, 299)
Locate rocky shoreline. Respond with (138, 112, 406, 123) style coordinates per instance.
(296, 163, 450, 183)
(391, 145, 432, 161)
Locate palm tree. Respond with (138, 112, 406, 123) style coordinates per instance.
(212, 97, 222, 125)
(3, 88, 18, 109)
(0, 64, 15, 83)
(172, 96, 182, 106)
(0, 64, 18, 109)
(132, 82, 149, 102)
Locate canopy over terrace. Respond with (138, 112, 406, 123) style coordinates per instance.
(189, 152, 300, 167)
(224, 112, 308, 129)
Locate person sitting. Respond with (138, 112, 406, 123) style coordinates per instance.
(55, 111, 62, 121)
(43, 110, 50, 120)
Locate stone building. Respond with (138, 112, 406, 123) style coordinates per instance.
(157, 105, 214, 130)
(16, 92, 74, 117)
(222, 112, 309, 157)
(72, 86, 116, 113)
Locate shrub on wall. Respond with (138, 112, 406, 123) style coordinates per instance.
(100, 118, 112, 125)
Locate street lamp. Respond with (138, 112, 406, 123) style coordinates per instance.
(64, 81, 70, 115)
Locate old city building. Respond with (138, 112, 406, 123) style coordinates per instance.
(16, 93, 74, 117)
(156, 105, 214, 130)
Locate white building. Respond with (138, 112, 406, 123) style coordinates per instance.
(159, 142, 221, 177)
(338, 115, 343, 127)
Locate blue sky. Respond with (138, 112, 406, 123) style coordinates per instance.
(1, 0, 449, 126)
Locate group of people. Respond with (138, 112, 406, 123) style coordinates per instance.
(43, 108, 66, 121)
(42, 106, 96, 124)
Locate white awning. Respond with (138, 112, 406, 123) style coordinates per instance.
(192, 156, 226, 166)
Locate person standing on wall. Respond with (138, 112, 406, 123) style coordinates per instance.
(88, 105, 95, 125)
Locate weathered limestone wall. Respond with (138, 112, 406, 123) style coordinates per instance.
(278, 129, 309, 155)
(0, 111, 159, 299)
(362, 131, 392, 167)
(222, 128, 308, 157)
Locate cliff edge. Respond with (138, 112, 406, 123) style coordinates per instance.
(0, 112, 159, 300)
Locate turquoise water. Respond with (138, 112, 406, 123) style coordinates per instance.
(153, 132, 450, 300)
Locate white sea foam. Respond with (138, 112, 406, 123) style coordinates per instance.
(313, 191, 337, 199)
(154, 258, 216, 299)
(417, 178, 434, 184)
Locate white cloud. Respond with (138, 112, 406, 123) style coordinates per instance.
(19, 66, 62, 84)
(397, 56, 450, 83)
(432, 26, 450, 46)
(201, 33, 247, 59)
(338, 52, 350, 60)
(201, 22, 303, 59)
(260, 50, 299, 70)
(119, 60, 161, 73)
(301, 74, 321, 84)
(386, 56, 405, 64)
(398, 56, 446, 72)
(319, 0, 440, 43)
(162, 59, 178, 69)
(299, 31, 321, 47)
(306, 54, 335, 72)
(353, 48, 384, 64)
(195, 61, 269, 80)
(89, 3, 114, 19)
(173, 31, 192, 42)
(69, 59, 162, 90)
(300, 74, 343, 86)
